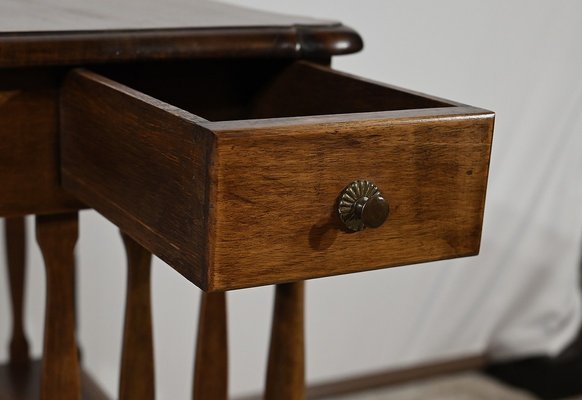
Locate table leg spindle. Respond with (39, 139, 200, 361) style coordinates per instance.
(265, 282, 305, 400)
(119, 232, 155, 400)
(36, 212, 81, 400)
(193, 291, 228, 400)
(5, 217, 30, 368)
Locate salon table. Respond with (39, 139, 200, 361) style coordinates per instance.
(0, 1, 494, 398)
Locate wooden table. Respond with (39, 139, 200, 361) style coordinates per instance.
(0, 1, 494, 399)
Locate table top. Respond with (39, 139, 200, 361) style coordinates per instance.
(0, 0, 362, 67)
(0, 0, 331, 33)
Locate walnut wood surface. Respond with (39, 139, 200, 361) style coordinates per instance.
(1, 0, 332, 32)
(0, 0, 361, 68)
(119, 232, 155, 400)
(61, 68, 214, 289)
(250, 61, 454, 119)
(0, 70, 83, 217)
(210, 109, 494, 289)
(61, 61, 494, 291)
(265, 282, 305, 400)
(4, 217, 30, 366)
(0, 359, 109, 400)
(193, 292, 228, 400)
(36, 213, 81, 400)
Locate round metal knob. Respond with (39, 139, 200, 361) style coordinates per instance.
(337, 180, 389, 232)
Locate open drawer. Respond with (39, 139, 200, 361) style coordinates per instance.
(61, 60, 494, 291)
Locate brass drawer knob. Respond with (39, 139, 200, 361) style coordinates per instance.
(338, 180, 389, 232)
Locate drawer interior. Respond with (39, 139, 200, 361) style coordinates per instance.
(63, 60, 493, 291)
(95, 59, 454, 122)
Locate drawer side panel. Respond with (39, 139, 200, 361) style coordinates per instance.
(61, 69, 214, 289)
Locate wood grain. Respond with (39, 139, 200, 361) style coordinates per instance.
(0, 0, 361, 68)
(0, 0, 334, 32)
(0, 69, 83, 217)
(4, 217, 30, 367)
(265, 282, 305, 400)
(193, 292, 228, 400)
(61, 62, 494, 291)
(250, 61, 455, 119)
(36, 212, 81, 400)
(119, 232, 155, 400)
(61, 68, 215, 289)
(211, 107, 494, 290)
(0, 26, 361, 69)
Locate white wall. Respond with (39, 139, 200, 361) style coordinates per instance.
(1, 1, 582, 399)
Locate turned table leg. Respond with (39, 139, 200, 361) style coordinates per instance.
(36, 212, 81, 400)
(119, 232, 155, 400)
(193, 291, 228, 400)
(4, 217, 30, 367)
(265, 282, 305, 400)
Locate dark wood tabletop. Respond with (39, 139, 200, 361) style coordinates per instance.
(0, 0, 362, 67)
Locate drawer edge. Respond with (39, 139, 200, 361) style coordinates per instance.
(61, 68, 217, 290)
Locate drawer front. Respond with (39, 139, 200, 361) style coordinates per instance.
(211, 113, 492, 290)
(61, 61, 494, 291)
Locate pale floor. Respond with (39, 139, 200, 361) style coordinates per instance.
(323, 372, 582, 400)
